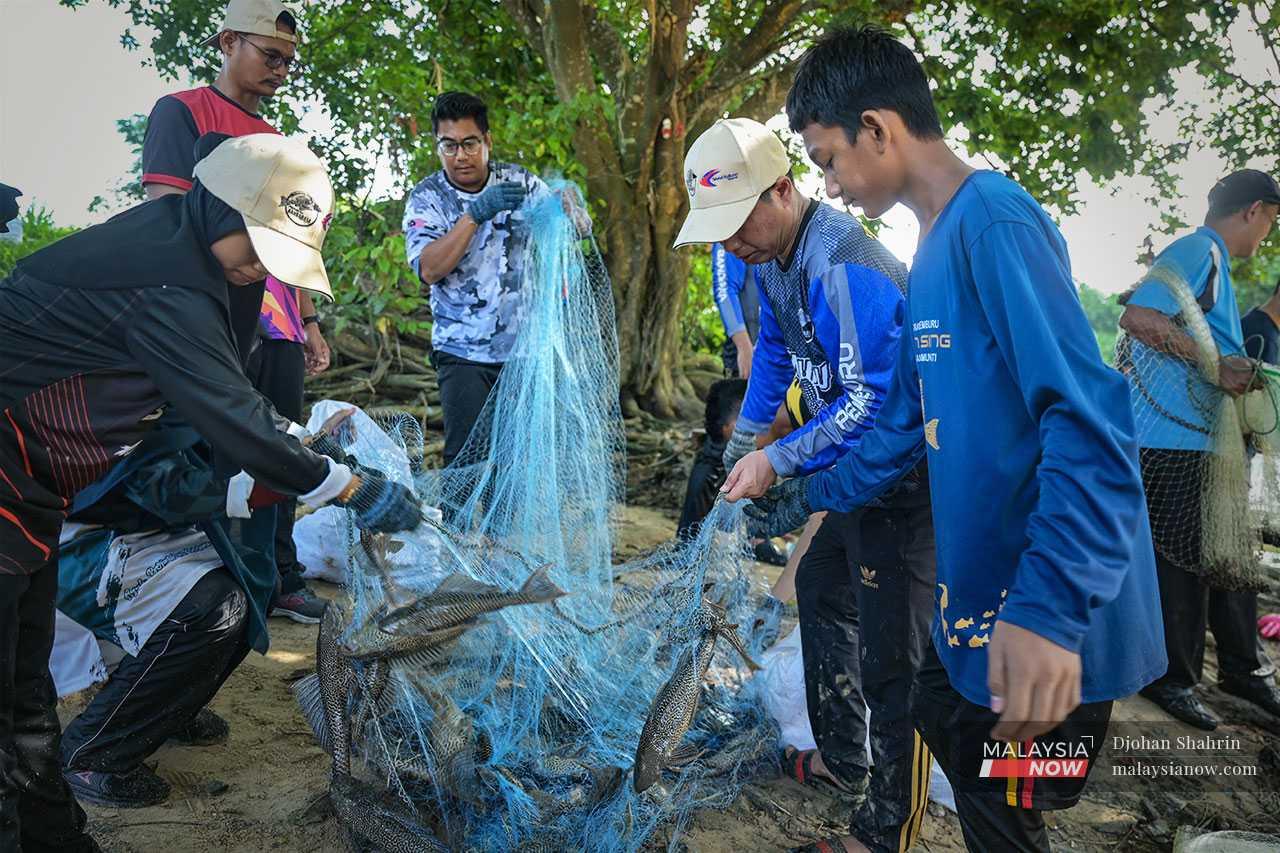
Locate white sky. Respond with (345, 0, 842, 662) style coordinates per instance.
(0, 1, 1266, 293)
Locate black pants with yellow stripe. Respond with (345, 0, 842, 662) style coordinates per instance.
(796, 478, 936, 853)
(911, 643, 1113, 851)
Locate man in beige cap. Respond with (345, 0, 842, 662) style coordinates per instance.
(141, 0, 334, 624)
(0, 133, 419, 844)
(677, 118, 936, 853)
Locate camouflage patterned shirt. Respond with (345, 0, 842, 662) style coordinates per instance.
(402, 162, 547, 364)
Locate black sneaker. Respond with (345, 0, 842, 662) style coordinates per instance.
(1220, 676, 1280, 720)
(65, 764, 171, 808)
(270, 585, 326, 624)
(1140, 684, 1218, 731)
(169, 708, 230, 746)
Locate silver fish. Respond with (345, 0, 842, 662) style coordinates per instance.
(376, 564, 565, 634)
(317, 600, 356, 774)
(425, 691, 491, 806)
(342, 619, 474, 668)
(632, 602, 758, 792)
(329, 769, 447, 853)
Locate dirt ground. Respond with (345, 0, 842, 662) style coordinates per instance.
(68, 504, 1280, 853)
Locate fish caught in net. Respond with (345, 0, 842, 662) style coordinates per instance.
(1116, 261, 1280, 592)
(295, 182, 781, 851)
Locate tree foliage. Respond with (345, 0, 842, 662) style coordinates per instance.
(64, 0, 1274, 412)
(0, 208, 79, 279)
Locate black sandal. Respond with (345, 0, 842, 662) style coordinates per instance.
(781, 745, 859, 798)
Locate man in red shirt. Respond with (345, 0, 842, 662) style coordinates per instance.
(141, 0, 329, 623)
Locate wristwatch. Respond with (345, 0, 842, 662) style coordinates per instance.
(302, 314, 319, 326)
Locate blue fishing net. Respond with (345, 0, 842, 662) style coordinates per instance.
(311, 182, 780, 851)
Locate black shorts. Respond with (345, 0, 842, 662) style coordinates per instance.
(912, 644, 1112, 811)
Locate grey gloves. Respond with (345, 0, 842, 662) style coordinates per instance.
(722, 426, 758, 474)
(467, 181, 527, 224)
(342, 472, 421, 533)
(744, 476, 812, 539)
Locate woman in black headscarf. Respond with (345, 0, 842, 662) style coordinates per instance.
(0, 133, 418, 853)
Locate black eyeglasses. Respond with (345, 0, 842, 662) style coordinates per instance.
(236, 33, 298, 70)
(436, 137, 484, 158)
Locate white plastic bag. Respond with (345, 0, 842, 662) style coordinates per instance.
(754, 624, 956, 811)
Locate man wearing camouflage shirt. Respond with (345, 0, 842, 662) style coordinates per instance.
(402, 91, 547, 466)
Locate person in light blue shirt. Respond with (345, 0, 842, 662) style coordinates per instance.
(711, 242, 761, 377)
(1117, 170, 1280, 732)
(726, 26, 1167, 853)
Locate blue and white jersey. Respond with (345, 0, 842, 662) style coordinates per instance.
(402, 162, 548, 364)
(736, 201, 908, 477)
(712, 243, 760, 342)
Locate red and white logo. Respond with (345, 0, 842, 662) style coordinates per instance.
(979, 739, 1093, 780)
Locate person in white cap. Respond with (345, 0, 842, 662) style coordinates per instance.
(141, 0, 334, 624)
(0, 133, 420, 851)
(676, 117, 936, 853)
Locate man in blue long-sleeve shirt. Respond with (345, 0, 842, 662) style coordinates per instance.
(727, 27, 1166, 853)
(712, 243, 761, 378)
(676, 117, 936, 852)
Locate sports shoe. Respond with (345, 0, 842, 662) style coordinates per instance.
(64, 764, 171, 808)
(270, 585, 326, 624)
(753, 539, 788, 567)
(168, 708, 230, 746)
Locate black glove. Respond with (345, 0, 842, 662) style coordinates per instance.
(722, 427, 757, 473)
(743, 476, 811, 539)
(342, 472, 421, 533)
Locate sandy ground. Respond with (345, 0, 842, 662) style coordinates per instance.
(66, 504, 1280, 853)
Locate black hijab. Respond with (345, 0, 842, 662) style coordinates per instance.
(16, 134, 266, 360)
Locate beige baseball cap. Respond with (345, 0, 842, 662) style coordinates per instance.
(673, 118, 791, 247)
(201, 0, 298, 48)
(194, 133, 335, 300)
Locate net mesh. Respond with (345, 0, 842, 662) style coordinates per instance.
(1115, 263, 1280, 592)
(309, 183, 779, 851)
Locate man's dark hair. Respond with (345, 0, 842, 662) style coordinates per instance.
(1273, 276, 1280, 296)
(431, 92, 489, 135)
(705, 378, 748, 438)
(276, 11, 296, 33)
(786, 25, 944, 143)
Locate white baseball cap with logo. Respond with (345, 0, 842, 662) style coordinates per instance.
(201, 0, 298, 48)
(673, 118, 792, 248)
(194, 133, 335, 300)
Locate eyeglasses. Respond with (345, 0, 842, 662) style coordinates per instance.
(236, 33, 298, 70)
(436, 137, 484, 158)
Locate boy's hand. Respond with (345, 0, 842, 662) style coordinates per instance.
(1218, 355, 1255, 398)
(987, 621, 1082, 742)
(721, 450, 776, 502)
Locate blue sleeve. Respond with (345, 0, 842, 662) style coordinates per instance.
(123, 453, 228, 525)
(970, 221, 1144, 654)
(765, 265, 904, 476)
(737, 286, 792, 434)
(1125, 242, 1213, 317)
(712, 244, 747, 337)
(806, 318, 925, 509)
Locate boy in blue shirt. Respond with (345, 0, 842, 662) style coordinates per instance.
(1118, 171, 1280, 731)
(729, 26, 1167, 853)
(678, 118, 935, 852)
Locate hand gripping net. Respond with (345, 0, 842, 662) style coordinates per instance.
(314, 183, 779, 852)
